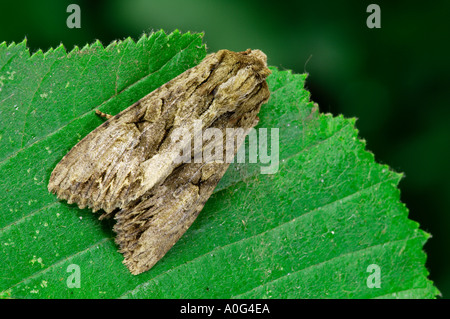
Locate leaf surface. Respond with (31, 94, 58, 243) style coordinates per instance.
(0, 31, 439, 299)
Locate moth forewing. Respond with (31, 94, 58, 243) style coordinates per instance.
(48, 49, 271, 275)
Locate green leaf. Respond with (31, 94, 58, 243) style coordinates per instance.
(0, 31, 439, 299)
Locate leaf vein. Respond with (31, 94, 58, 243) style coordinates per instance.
(119, 177, 396, 298)
(19, 57, 61, 149)
(231, 236, 421, 298)
(0, 237, 113, 294)
(0, 36, 199, 166)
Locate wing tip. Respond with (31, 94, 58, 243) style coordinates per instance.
(47, 183, 113, 213)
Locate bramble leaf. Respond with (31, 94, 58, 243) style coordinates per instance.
(0, 31, 439, 299)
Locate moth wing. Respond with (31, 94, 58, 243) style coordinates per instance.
(47, 95, 169, 213)
(113, 112, 263, 274)
(114, 162, 227, 275)
(48, 48, 272, 275)
(48, 52, 224, 213)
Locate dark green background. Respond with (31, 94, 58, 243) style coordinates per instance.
(1, 0, 449, 298)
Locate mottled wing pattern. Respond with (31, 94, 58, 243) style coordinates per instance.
(115, 110, 262, 275)
(49, 52, 218, 213)
(48, 49, 271, 274)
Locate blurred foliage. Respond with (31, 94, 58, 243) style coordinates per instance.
(0, 0, 449, 297)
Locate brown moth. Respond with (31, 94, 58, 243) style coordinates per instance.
(48, 49, 271, 275)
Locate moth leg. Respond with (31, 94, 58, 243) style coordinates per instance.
(95, 109, 113, 120)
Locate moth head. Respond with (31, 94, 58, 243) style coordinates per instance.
(244, 49, 271, 80)
(200, 49, 270, 128)
(213, 49, 270, 77)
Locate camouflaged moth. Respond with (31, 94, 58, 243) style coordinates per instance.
(48, 49, 271, 275)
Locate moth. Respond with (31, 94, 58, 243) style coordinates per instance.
(48, 49, 271, 275)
